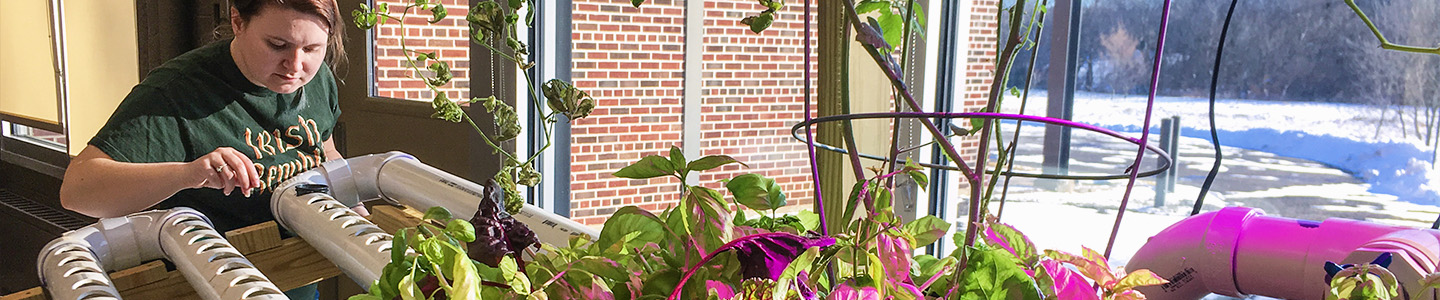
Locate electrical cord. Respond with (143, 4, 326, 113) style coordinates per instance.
(1192, 0, 1240, 216)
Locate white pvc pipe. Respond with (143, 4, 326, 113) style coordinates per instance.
(269, 187, 392, 288)
(1127, 206, 1440, 300)
(269, 152, 599, 288)
(373, 155, 598, 246)
(37, 208, 285, 300)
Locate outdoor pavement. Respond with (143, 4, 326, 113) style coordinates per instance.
(990, 123, 1439, 228)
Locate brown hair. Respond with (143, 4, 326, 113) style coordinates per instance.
(232, 0, 346, 67)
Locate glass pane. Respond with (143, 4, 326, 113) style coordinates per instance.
(565, 0, 820, 225)
(6, 121, 66, 150)
(371, 0, 471, 101)
(960, 0, 1440, 271)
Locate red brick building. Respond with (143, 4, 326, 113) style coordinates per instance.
(373, 0, 999, 225)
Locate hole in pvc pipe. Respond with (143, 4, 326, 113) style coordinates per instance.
(232, 275, 268, 287)
(171, 215, 201, 226)
(365, 234, 392, 245)
(208, 251, 242, 263)
(58, 255, 95, 266)
(181, 225, 205, 235)
(72, 278, 111, 290)
(63, 266, 103, 278)
(329, 212, 355, 222)
(340, 218, 366, 229)
(353, 226, 384, 237)
(77, 291, 119, 300)
(198, 242, 233, 254)
(217, 262, 251, 275)
(189, 233, 221, 245)
(59, 246, 90, 255)
(242, 287, 283, 299)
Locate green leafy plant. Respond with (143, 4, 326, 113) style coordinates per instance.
(1327, 263, 1400, 300)
(353, 0, 588, 216)
(348, 207, 533, 300)
(347, 0, 1174, 299)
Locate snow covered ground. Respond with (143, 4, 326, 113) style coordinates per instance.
(970, 91, 1440, 299)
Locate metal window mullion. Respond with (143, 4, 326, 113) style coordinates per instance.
(51, 0, 71, 151)
(681, 0, 704, 186)
(923, 0, 966, 257)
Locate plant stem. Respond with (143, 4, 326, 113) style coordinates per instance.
(1344, 0, 1440, 55)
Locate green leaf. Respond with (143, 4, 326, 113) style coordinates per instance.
(878, 12, 904, 51)
(740, 12, 775, 34)
(874, 187, 892, 212)
(428, 2, 447, 23)
(903, 216, 951, 248)
(1113, 269, 1168, 293)
(773, 247, 821, 300)
(632, 0, 645, 7)
(397, 271, 420, 300)
(907, 170, 929, 191)
(525, 0, 536, 24)
(687, 155, 746, 172)
(844, 179, 866, 216)
(573, 256, 629, 282)
(423, 206, 453, 221)
(445, 219, 477, 243)
(956, 246, 1042, 300)
(982, 221, 1037, 262)
(856, 0, 890, 14)
(613, 155, 678, 179)
(726, 173, 786, 211)
(597, 206, 667, 250)
(733, 209, 749, 227)
(796, 210, 820, 232)
(761, 0, 784, 11)
(391, 229, 409, 263)
(669, 146, 687, 175)
(911, 2, 927, 29)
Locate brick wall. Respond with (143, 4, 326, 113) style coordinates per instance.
(371, 0, 998, 225)
(373, 0, 471, 101)
(569, 0, 688, 225)
(952, 1, 999, 188)
(693, 0, 819, 210)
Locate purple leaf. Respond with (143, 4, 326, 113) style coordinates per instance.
(826, 284, 880, 300)
(706, 280, 735, 299)
(667, 232, 836, 300)
(875, 234, 914, 285)
(1041, 260, 1100, 300)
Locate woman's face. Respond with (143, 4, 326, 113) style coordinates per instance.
(230, 6, 329, 94)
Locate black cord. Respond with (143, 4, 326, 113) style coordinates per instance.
(1193, 0, 1240, 216)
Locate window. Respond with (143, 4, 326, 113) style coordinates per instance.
(371, 0, 473, 102)
(5, 123, 65, 152)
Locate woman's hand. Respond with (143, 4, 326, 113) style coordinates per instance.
(190, 147, 262, 197)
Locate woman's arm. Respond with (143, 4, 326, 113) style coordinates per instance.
(60, 145, 261, 218)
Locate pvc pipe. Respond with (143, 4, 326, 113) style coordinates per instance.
(37, 208, 285, 300)
(372, 155, 598, 246)
(269, 187, 392, 288)
(1128, 206, 1440, 299)
(269, 151, 599, 287)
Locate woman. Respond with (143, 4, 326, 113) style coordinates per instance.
(60, 0, 349, 297)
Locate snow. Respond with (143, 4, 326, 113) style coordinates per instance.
(965, 91, 1440, 299)
(1051, 91, 1440, 205)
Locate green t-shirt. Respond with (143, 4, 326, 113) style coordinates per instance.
(89, 39, 339, 232)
